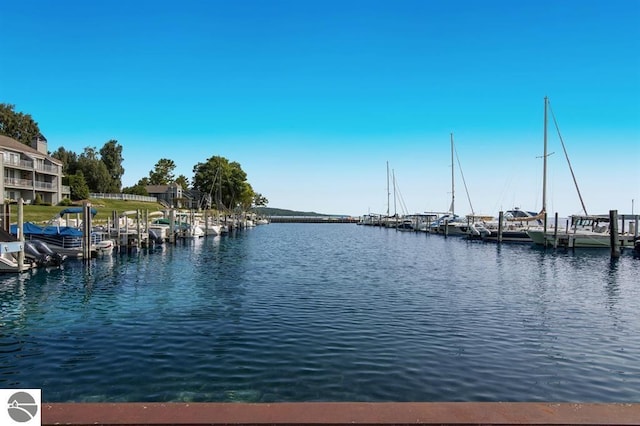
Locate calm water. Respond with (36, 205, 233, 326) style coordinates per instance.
(1, 223, 639, 403)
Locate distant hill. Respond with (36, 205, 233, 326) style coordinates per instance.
(254, 207, 342, 217)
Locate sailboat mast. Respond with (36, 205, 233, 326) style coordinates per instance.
(393, 169, 397, 217)
(450, 133, 455, 215)
(386, 161, 390, 218)
(542, 97, 548, 214)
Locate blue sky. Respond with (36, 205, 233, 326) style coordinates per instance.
(2, 0, 639, 216)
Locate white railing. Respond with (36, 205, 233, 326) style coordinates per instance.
(4, 158, 33, 169)
(34, 181, 56, 190)
(34, 163, 59, 174)
(90, 193, 158, 202)
(4, 177, 33, 188)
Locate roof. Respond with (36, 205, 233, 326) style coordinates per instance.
(146, 183, 184, 194)
(0, 134, 62, 165)
(146, 185, 171, 194)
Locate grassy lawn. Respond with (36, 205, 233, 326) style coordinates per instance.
(8, 199, 167, 224)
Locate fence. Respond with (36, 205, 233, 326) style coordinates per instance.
(89, 193, 158, 203)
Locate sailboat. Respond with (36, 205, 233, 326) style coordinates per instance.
(479, 98, 552, 243)
(433, 134, 464, 235)
(433, 133, 489, 236)
(525, 98, 636, 248)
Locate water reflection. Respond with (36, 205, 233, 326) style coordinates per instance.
(1, 224, 639, 402)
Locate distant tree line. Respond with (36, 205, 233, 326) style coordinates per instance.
(0, 103, 268, 209)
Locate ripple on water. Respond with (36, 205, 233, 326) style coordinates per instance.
(1, 224, 639, 402)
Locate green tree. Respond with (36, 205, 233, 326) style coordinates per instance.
(149, 158, 176, 185)
(175, 174, 189, 190)
(51, 146, 79, 175)
(0, 103, 41, 146)
(192, 156, 254, 210)
(67, 173, 90, 200)
(76, 147, 111, 192)
(135, 176, 150, 187)
(99, 139, 125, 192)
(253, 193, 269, 207)
(122, 183, 149, 196)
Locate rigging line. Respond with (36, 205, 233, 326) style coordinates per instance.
(454, 144, 475, 215)
(393, 175, 409, 216)
(548, 101, 589, 216)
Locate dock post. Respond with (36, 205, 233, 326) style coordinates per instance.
(113, 211, 119, 250)
(553, 212, 559, 248)
(2, 202, 10, 232)
(17, 199, 25, 271)
(136, 209, 142, 248)
(82, 201, 92, 259)
(497, 211, 504, 243)
(169, 209, 175, 244)
(610, 210, 620, 258)
(543, 211, 548, 248)
(145, 209, 149, 248)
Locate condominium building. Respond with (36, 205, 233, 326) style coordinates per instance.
(0, 134, 69, 205)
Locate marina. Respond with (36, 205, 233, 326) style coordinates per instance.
(1, 223, 639, 403)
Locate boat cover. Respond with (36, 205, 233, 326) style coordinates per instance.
(10, 222, 84, 237)
(58, 207, 98, 217)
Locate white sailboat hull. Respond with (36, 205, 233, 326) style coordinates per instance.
(527, 229, 636, 248)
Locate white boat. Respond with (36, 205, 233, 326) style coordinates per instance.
(478, 208, 545, 243)
(397, 214, 437, 232)
(0, 241, 35, 273)
(94, 239, 115, 255)
(527, 215, 637, 248)
(524, 97, 638, 248)
(0, 253, 35, 272)
(433, 133, 478, 236)
(479, 97, 558, 243)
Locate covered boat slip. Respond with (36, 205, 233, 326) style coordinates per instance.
(10, 218, 109, 258)
(5, 202, 107, 260)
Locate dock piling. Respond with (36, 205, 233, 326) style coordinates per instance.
(2, 202, 10, 232)
(18, 199, 25, 271)
(553, 212, 559, 248)
(610, 210, 620, 258)
(82, 201, 92, 259)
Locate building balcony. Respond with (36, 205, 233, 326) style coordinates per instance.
(4, 177, 58, 191)
(4, 177, 33, 188)
(3, 157, 60, 175)
(34, 180, 57, 191)
(35, 162, 60, 174)
(3, 157, 33, 170)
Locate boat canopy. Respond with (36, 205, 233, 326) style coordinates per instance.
(10, 222, 84, 237)
(505, 208, 545, 222)
(59, 207, 98, 217)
